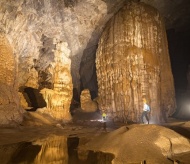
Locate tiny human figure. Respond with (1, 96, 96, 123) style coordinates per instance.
(101, 111, 107, 131)
(102, 111, 107, 121)
(141, 98, 150, 124)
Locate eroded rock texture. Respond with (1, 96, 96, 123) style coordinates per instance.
(38, 42, 73, 121)
(80, 89, 98, 112)
(0, 33, 23, 126)
(96, 2, 176, 123)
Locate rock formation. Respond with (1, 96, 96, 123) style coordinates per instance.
(0, 33, 24, 126)
(96, 2, 176, 123)
(80, 89, 98, 112)
(38, 41, 73, 121)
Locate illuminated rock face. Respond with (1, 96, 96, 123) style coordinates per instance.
(96, 2, 176, 123)
(80, 89, 98, 112)
(39, 42, 73, 121)
(0, 33, 23, 125)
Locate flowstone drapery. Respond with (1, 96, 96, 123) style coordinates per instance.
(96, 2, 176, 123)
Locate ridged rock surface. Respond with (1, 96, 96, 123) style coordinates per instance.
(80, 89, 98, 112)
(0, 33, 24, 125)
(96, 2, 176, 123)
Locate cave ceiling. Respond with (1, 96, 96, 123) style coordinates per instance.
(0, 0, 189, 91)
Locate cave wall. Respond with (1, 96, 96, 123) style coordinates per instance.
(0, 0, 125, 91)
(96, 2, 176, 123)
(0, 33, 23, 126)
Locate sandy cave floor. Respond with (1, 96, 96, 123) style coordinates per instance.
(0, 111, 190, 163)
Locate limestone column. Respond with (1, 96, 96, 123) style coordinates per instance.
(96, 2, 176, 123)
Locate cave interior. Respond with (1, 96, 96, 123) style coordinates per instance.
(0, 0, 190, 163)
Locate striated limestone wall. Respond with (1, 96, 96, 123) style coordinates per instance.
(0, 33, 24, 126)
(96, 2, 176, 123)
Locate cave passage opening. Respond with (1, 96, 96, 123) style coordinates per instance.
(22, 87, 47, 111)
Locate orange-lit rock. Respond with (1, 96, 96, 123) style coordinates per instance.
(0, 33, 24, 125)
(96, 2, 176, 123)
(24, 68, 39, 89)
(80, 89, 98, 112)
(34, 136, 68, 164)
(18, 92, 29, 110)
(38, 41, 72, 121)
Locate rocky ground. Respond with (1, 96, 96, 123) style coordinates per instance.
(0, 111, 190, 164)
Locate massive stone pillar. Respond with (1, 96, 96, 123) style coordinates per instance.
(0, 32, 23, 126)
(96, 2, 176, 123)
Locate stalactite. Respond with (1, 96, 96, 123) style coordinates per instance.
(96, 2, 176, 123)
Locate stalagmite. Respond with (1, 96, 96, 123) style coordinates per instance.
(80, 89, 98, 112)
(38, 41, 73, 121)
(96, 2, 176, 123)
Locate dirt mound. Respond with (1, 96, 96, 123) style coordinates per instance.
(82, 124, 190, 163)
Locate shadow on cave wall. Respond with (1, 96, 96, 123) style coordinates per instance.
(20, 87, 47, 111)
(70, 1, 127, 112)
(79, 44, 98, 100)
(167, 29, 190, 115)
